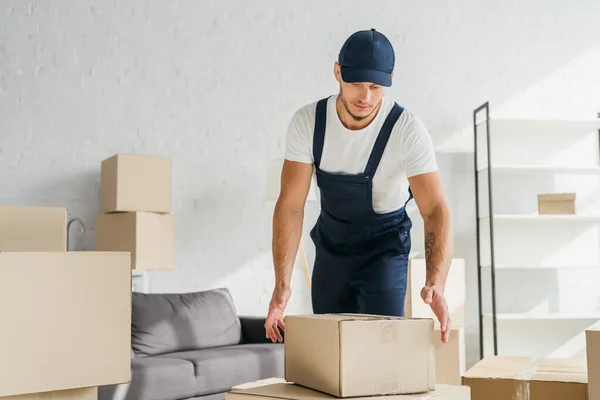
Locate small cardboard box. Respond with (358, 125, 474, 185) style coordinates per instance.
(586, 327, 600, 400)
(284, 314, 435, 397)
(96, 211, 174, 270)
(0, 387, 97, 400)
(461, 356, 587, 400)
(405, 259, 466, 328)
(537, 193, 576, 215)
(226, 381, 469, 400)
(0, 252, 131, 397)
(0, 206, 67, 251)
(101, 153, 171, 213)
(434, 327, 465, 385)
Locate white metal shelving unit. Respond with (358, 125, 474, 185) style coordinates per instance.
(473, 102, 600, 360)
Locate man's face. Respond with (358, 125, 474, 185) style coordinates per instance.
(334, 62, 387, 121)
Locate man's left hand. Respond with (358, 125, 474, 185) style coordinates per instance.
(420, 285, 450, 344)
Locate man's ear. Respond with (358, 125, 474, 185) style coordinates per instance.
(334, 61, 342, 83)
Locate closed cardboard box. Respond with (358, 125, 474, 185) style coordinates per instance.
(0, 206, 67, 251)
(0, 252, 131, 397)
(435, 327, 465, 385)
(0, 387, 97, 400)
(461, 356, 587, 400)
(96, 212, 174, 270)
(405, 259, 466, 328)
(101, 153, 171, 213)
(537, 193, 576, 215)
(587, 327, 600, 400)
(226, 381, 469, 400)
(284, 314, 435, 397)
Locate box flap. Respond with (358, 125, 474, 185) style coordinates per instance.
(463, 356, 587, 383)
(531, 358, 587, 384)
(537, 193, 576, 202)
(462, 356, 535, 379)
(227, 383, 468, 400)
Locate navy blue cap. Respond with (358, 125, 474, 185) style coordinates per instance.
(338, 28, 395, 87)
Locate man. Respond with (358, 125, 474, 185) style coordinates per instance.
(265, 29, 453, 344)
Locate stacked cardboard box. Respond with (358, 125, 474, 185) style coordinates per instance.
(96, 153, 174, 270)
(586, 326, 600, 400)
(0, 206, 67, 251)
(462, 356, 588, 400)
(405, 258, 467, 385)
(226, 313, 471, 400)
(0, 204, 131, 399)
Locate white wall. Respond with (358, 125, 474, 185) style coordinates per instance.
(2, 0, 600, 368)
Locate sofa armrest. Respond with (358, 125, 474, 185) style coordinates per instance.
(239, 316, 283, 344)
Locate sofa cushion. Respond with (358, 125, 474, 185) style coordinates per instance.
(127, 357, 197, 400)
(157, 343, 284, 396)
(131, 288, 242, 357)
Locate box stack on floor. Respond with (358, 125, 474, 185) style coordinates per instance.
(405, 258, 467, 386)
(0, 206, 131, 399)
(226, 313, 471, 400)
(95, 153, 174, 271)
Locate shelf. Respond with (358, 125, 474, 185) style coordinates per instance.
(481, 264, 599, 270)
(479, 214, 600, 222)
(477, 165, 600, 173)
(132, 270, 146, 277)
(483, 313, 600, 321)
(475, 118, 600, 135)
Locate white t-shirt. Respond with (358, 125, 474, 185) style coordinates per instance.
(284, 94, 438, 214)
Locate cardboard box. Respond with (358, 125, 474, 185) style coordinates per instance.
(0, 387, 97, 400)
(101, 153, 171, 213)
(0, 252, 131, 397)
(227, 381, 469, 400)
(435, 327, 465, 385)
(461, 356, 587, 400)
(405, 259, 466, 328)
(284, 314, 435, 397)
(96, 212, 174, 270)
(0, 206, 67, 251)
(586, 327, 600, 400)
(537, 193, 576, 215)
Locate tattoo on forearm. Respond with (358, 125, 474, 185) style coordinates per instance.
(425, 231, 435, 262)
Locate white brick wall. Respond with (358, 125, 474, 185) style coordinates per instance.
(1, 0, 600, 367)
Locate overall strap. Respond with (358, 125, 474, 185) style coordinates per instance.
(363, 102, 404, 179)
(312, 97, 330, 169)
(404, 186, 414, 207)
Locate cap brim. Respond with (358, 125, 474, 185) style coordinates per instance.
(340, 66, 392, 87)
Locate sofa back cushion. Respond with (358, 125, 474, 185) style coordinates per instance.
(131, 288, 242, 356)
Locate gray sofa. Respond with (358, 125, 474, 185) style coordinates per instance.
(99, 288, 284, 400)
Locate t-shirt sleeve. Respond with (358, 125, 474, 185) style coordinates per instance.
(284, 108, 314, 164)
(398, 113, 439, 178)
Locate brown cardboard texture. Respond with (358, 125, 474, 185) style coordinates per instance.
(434, 327, 465, 385)
(0, 206, 67, 251)
(96, 211, 174, 270)
(406, 258, 466, 327)
(0, 387, 97, 400)
(226, 382, 469, 400)
(101, 153, 171, 213)
(284, 314, 435, 397)
(0, 252, 131, 397)
(537, 192, 576, 215)
(586, 327, 600, 400)
(461, 356, 587, 400)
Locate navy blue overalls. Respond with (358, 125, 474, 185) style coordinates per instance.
(309, 96, 413, 317)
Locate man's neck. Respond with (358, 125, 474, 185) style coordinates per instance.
(335, 96, 382, 131)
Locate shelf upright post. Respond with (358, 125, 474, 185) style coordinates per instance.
(473, 101, 498, 359)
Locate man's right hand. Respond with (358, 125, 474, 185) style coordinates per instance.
(265, 285, 291, 343)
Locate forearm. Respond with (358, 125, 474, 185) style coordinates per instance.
(423, 204, 453, 291)
(272, 200, 304, 289)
